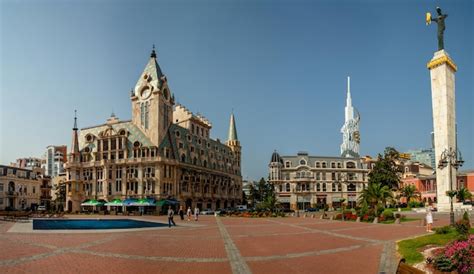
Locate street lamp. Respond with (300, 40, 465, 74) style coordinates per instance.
(338, 173, 348, 221)
(292, 187, 299, 217)
(437, 147, 464, 226)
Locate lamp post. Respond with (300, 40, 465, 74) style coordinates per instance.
(338, 173, 348, 221)
(437, 147, 464, 226)
(293, 187, 299, 217)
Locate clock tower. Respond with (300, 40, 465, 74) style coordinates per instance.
(131, 46, 174, 147)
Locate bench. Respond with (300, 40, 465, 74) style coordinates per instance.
(396, 259, 424, 274)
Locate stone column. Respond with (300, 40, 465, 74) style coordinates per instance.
(428, 50, 457, 212)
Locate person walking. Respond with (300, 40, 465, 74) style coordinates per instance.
(426, 205, 433, 232)
(167, 206, 176, 228)
(194, 207, 200, 221)
(178, 205, 184, 221)
(187, 207, 192, 221)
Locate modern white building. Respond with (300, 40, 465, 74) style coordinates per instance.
(42, 145, 67, 177)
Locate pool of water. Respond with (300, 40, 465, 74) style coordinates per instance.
(33, 219, 167, 230)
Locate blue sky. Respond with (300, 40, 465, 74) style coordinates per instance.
(0, 0, 472, 180)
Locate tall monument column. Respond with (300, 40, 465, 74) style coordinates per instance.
(428, 50, 457, 212)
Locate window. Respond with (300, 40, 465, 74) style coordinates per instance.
(337, 162, 342, 168)
(331, 163, 336, 168)
(322, 183, 327, 192)
(315, 162, 320, 168)
(0, 183, 3, 192)
(316, 183, 320, 191)
(332, 183, 336, 191)
(285, 161, 291, 168)
(347, 183, 356, 192)
(322, 162, 327, 168)
(300, 159, 306, 165)
(286, 183, 290, 192)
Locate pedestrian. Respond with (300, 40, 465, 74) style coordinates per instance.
(426, 205, 433, 232)
(194, 207, 200, 221)
(187, 207, 192, 221)
(168, 206, 176, 228)
(178, 205, 184, 221)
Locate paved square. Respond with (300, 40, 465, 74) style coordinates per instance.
(0, 213, 442, 273)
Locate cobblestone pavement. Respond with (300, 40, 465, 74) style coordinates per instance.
(0, 213, 450, 274)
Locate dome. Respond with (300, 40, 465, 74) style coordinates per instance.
(270, 150, 283, 164)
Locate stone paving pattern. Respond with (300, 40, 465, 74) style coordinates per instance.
(0, 213, 451, 274)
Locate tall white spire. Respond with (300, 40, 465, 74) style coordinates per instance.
(345, 76, 354, 122)
(341, 76, 360, 158)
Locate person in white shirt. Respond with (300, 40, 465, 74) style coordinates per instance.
(194, 207, 200, 221)
(426, 205, 433, 232)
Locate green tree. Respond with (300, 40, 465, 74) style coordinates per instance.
(52, 183, 66, 212)
(242, 190, 248, 205)
(456, 187, 472, 203)
(368, 147, 402, 190)
(358, 182, 393, 216)
(400, 185, 420, 203)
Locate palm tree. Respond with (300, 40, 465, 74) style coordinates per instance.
(400, 185, 420, 203)
(358, 182, 393, 217)
(456, 187, 472, 203)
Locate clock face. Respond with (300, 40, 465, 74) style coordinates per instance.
(141, 87, 151, 99)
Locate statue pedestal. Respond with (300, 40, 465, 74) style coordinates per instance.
(428, 50, 458, 213)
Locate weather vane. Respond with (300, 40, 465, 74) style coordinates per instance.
(426, 7, 448, 50)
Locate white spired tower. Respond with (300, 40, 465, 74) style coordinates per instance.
(428, 50, 458, 212)
(340, 77, 361, 158)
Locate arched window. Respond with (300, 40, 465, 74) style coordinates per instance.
(322, 162, 327, 168)
(279, 184, 283, 192)
(332, 183, 336, 192)
(203, 160, 207, 168)
(300, 159, 306, 166)
(337, 183, 342, 192)
(331, 163, 336, 168)
(180, 154, 186, 162)
(315, 162, 320, 168)
(285, 183, 290, 192)
(346, 162, 356, 169)
(193, 157, 197, 165)
(316, 183, 321, 191)
(322, 183, 327, 192)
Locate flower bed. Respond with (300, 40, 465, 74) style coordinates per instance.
(428, 235, 474, 274)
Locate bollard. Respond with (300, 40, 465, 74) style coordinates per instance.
(356, 216, 361, 222)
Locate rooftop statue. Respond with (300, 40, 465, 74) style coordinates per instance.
(426, 7, 448, 50)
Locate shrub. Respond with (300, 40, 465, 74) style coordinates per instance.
(408, 201, 423, 208)
(382, 209, 394, 220)
(433, 254, 455, 272)
(434, 225, 453, 234)
(394, 213, 401, 219)
(454, 219, 471, 239)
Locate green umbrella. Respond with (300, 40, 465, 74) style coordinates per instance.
(131, 198, 156, 206)
(105, 199, 123, 206)
(81, 199, 106, 206)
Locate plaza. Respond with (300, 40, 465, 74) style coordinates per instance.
(0, 213, 451, 274)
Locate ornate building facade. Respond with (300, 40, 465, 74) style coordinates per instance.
(269, 152, 370, 210)
(65, 48, 242, 212)
(0, 165, 41, 210)
(340, 77, 360, 158)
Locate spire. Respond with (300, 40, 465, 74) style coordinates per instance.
(150, 44, 157, 58)
(71, 110, 80, 155)
(228, 112, 238, 141)
(345, 76, 354, 122)
(346, 76, 352, 107)
(133, 45, 165, 97)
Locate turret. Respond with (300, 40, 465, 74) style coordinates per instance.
(269, 150, 283, 181)
(226, 113, 241, 168)
(70, 110, 80, 163)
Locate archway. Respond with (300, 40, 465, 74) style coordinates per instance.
(67, 200, 73, 212)
(215, 199, 221, 210)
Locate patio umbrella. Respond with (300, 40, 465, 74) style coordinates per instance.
(123, 198, 138, 206)
(130, 198, 156, 206)
(81, 199, 106, 206)
(105, 199, 123, 206)
(156, 199, 179, 206)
